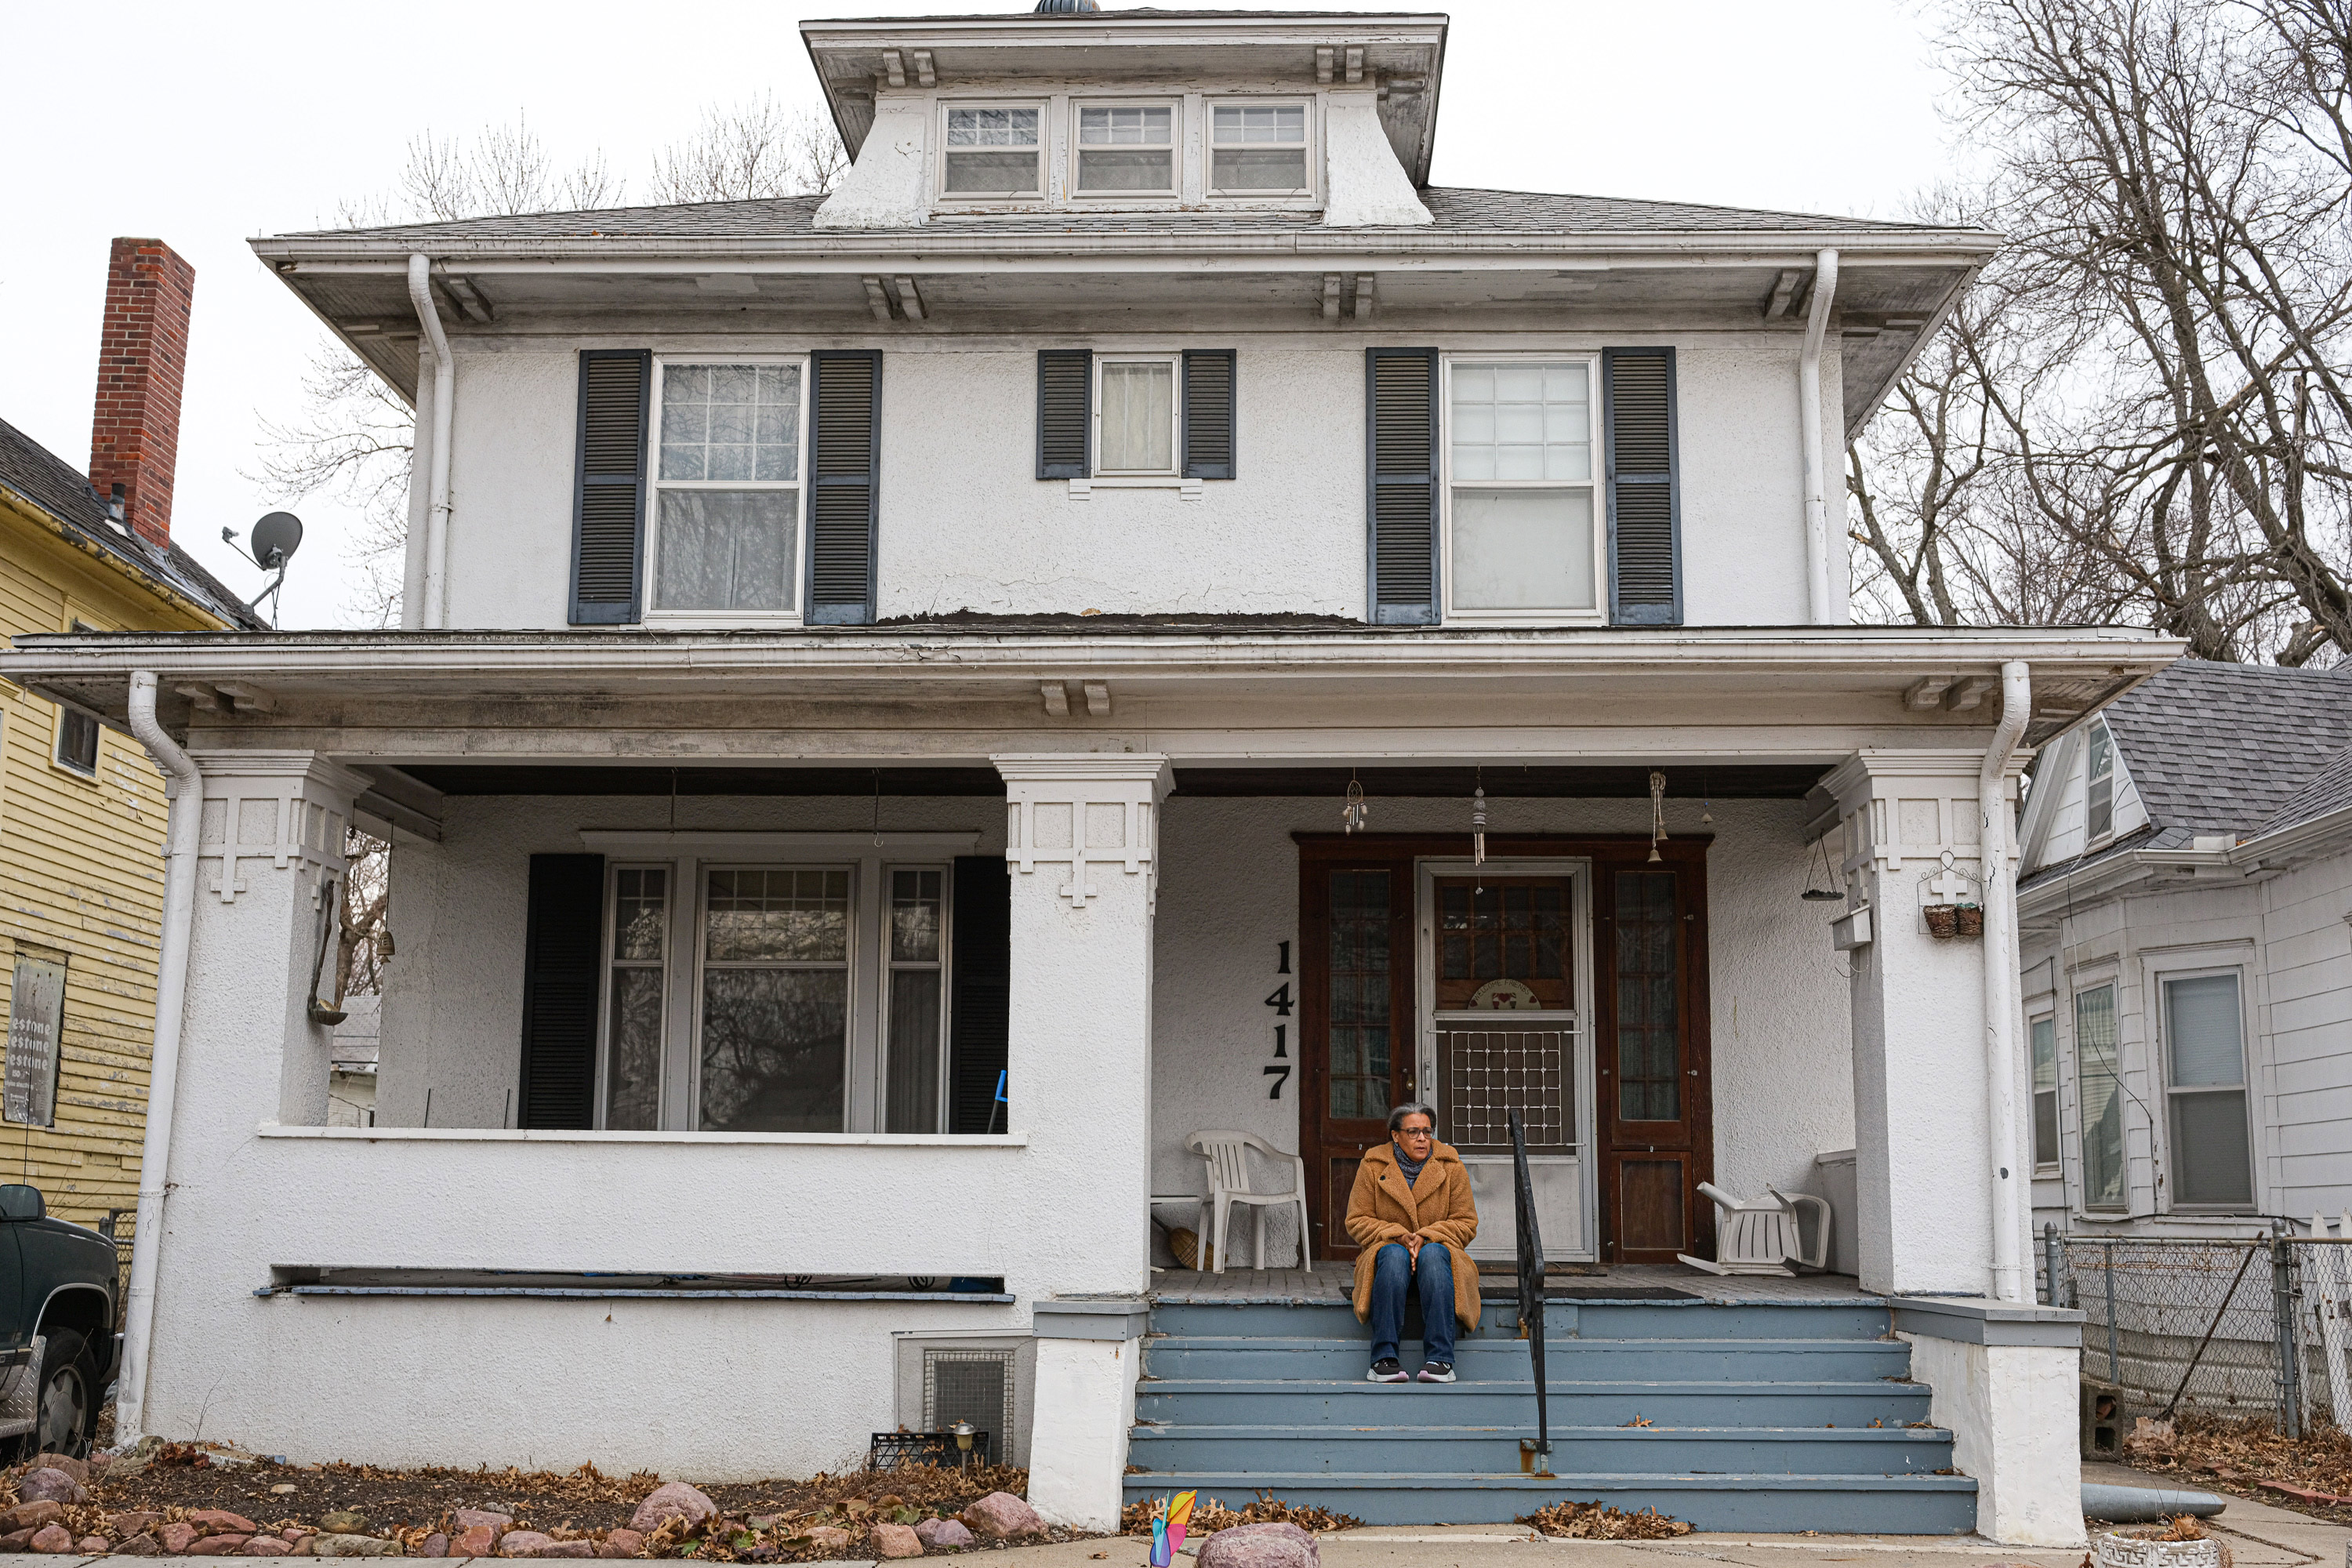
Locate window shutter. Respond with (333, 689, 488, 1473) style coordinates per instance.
(948, 855, 1011, 1135)
(518, 853, 604, 1130)
(1367, 348, 1439, 625)
(1605, 347, 1682, 626)
(1182, 350, 1236, 480)
(808, 350, 880, 625)
(1036, 350, 1092, 479)
(570, 350, 649, 626)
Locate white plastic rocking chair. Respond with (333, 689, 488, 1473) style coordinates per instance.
(1184, 1130, 1312, 1273)
(1677, 1181, 1831, 1276)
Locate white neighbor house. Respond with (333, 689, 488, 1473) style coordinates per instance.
(6, 4, 2181, 1547)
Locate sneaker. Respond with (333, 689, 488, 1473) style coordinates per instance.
(1417, 1361, 1457, 1383)
(1367, 1358, 1409, 1383)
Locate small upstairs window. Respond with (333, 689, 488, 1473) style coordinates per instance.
(1076, 104, 1175, 194)
(650, 360, 804, 617)
(944, 106, 1042, 197)
(54, 709, 99, 779)
(1211, 103, 1308, 194)
(1096, 355, 1180, 475)
(2085, 719, 2115, 841)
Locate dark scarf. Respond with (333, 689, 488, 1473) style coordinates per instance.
(1394, 1144, 1428, 1186)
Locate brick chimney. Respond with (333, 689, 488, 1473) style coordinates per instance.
(88, 238, 196, 549)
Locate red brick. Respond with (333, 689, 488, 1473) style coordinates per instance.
(85, 235, 195, 546)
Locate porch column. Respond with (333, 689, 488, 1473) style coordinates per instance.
(993, 753, 1171, 1534)
(142, 752, 367, 1432)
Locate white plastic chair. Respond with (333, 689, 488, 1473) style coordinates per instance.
(1184, 1130, 1312, 1273)
(1676, 1181, 1831, 1277)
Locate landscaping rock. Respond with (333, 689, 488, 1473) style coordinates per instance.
(285, 1530, 319, 1545)
(1196, 1523, 1319, 1568)
(537, 1544, 594, 1559)
(452, 1513, 511, 1537)
(800, 1528, 854, 1551)
(420, 1534, 450, 1558)
(0, 1530, 34, 1553)
(77, 1538, 109, 1555)
(192, 1535, 256, 1555)
(242, 1541, 294, 1558)
(29, 1524, 74, 1553)
(456, 1527, 499, 1558)
(113, 1512, 165, 1536)
(18, 1468, 80, 1505)
(195, 1511, 264, 1534)
(29, 1454, 88, 1484)
(7, 1501, 65, 1532)
(915, 1519, 974, 1552)
(498, 1532, 554, 1558)
(319, 1513, 370, 1536)
(314, 1534, 402, 1558)
(627, 1483, 717, 1537)
(597, 1529, 644, 1559)
(960, 1494, 1044, 1541)
(162, 1523, 203, 1553)
(119, 1535, 162, 1555)
(872, 1523, 924, 1559)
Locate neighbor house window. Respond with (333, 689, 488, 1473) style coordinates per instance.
(1446, 359, 1603, 618)
(884, 870, 948, 1134)
(53, 709, 98, 778)
(2086, 720, 2115, 841)
(650, 360, 804, 617)
(1210, 103, 1308, 194)
(2162, 971, 2254, 1210)
(1075, 104, 1175, 194)
(944, 105, 1043, 196)
(2031, 1014, 2060, 1171)
(2078, 984, 2125, 1209)
(1096, 355, 1180, 475)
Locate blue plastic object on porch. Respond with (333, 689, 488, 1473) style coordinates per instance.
(986, 1069, 1007, 1134)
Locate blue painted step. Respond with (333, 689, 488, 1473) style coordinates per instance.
(1127, 1422, 1956, 1475)
(1151, 1299, 1895, 1341)
(1135, 1377, 1934, 1427)
(1145, 1335, 1915, 1381)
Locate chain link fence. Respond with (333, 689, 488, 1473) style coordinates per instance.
(2048, 1228, 2352, 1437)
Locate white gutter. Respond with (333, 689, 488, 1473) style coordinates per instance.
(406, 255, 454, 631)
(1799, 249, 1840, 624)
(1980, 661, 2031, 1303)
(119, 672, 201, 1441)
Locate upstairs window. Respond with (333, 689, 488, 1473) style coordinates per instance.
(650, 360, 804, 618)
(1445, 358, 1602, 619)
(1096, 355, 1180, 475)
(1076, 104, 1175, 194)
(2085, 719, 2115, 841)
(1211, 103, 1308, 194)
(944, 105, 1042, 197)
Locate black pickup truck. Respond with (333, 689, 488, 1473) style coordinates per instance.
(0, 1184, 118, 1459)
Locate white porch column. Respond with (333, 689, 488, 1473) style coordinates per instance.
(993, 753, 1171, 1534)
(142, 752, 367, 1433)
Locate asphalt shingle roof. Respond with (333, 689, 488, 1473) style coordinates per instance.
(294, 186, 1939, 244)
(2099, 659, 2352, 840)
(0, 417, 262, 631)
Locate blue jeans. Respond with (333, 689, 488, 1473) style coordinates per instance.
(1367, 1241, 1455, 1364)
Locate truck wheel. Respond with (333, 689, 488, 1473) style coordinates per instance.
(27, 1329, 96, 1461)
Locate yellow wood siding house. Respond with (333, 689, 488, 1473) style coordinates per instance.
(0, 237, 258, 1250)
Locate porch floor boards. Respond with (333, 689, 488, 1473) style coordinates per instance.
(1148, 1261, 1875, 1305)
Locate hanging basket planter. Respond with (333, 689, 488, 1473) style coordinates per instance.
(1954, 903, 1984, 938)
(1924, 904, 1961, 939)
(2092, 1530, 2223, 1568)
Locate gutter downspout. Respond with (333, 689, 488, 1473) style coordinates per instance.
(120, 671, 201, 1440)
(407, 255, 454, 630)
(1981, 661, 2031, 1303)
(1799, 249, 1840, 625)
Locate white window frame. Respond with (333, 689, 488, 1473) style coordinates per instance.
(937, 99, 1049, 203)
(2085, 718, 2116, 845)
(1204, 96, 1316, 199)
(1069, 98, 1181, 199)
(882, 866, 955, 1135)
(51, 706, 99, 781)
(644, 355, 811, 629)
(2154, 963, 2257, 1214)
(1439, 352, 1610, 626)
(1093, 352, 1184, 477)
(597, 863, 674, 1131)
(2072, 975, 2129, 1213)
(2030, 1011, 2061, 1173)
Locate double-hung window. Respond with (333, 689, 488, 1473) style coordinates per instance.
(2076, 983, 2125, 1210)
(1445, 358, 1604, 619)
(1209, 102, 1308, 194)
(2085, 720, 2115, 842)
(1096, 355, 1181, 476)
(2031, 1014, 2060, 1171)
(650, 359, 805, 619)
(943, 105, 1043, 197)
(1075, 104, 1175, 194)
(2161, 970, 2254, 1210)
(699, 867, 852, 1133)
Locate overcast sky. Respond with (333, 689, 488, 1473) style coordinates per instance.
(0, 0, 1957, 630)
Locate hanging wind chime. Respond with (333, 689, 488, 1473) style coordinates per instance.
(1472, 773, 1488, 866)
(1341, 769, 1369, 834)
(1647, 770, 1669, 862)
(1701, 768, 1715, 826)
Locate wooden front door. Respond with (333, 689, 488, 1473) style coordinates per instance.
(1298, 858, 1415, 1262)
(1595, 850, 1714, 1264)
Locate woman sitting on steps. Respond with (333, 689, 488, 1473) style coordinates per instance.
(1345, 1102, 1481, 1384)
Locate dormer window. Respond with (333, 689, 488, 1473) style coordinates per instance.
(2086, 719, 2115, 840)
(1076, 104, 1177, 194)
(943, 105, 1043, 196)
(1210, 102, 1309, 195)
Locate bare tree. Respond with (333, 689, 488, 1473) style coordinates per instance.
(649, 95, 847, 203)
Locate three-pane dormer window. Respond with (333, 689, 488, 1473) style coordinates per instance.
(650, 359, 806, 617)
(944, 105, 1043, 195)
(1076, 104, 1176, 194)
(1211, 103, 1308, 194)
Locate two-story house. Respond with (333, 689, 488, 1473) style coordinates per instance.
(4, 5, 2178, 1545)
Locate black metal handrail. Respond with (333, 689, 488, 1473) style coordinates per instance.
(1508, 1109, 1552, 1476)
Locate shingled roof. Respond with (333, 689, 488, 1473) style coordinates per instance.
(2100, 659, 2352, 840)
(0, 416, 263, 631)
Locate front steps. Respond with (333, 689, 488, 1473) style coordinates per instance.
(1122, 1296, 1977, 1533)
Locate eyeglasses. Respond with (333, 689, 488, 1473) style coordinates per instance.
(1397, 1125, 1434, 1140)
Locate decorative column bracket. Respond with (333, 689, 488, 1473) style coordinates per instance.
(190, 752, 371, 908)
(993, 754, 1174, 909)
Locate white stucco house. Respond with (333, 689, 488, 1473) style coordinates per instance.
(5, 2, 2183, 1546)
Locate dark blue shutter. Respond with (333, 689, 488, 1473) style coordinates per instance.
(519, 853, 604, 1130)
(1182, 350, 1236, 480)
(1605, 347, 1682, 626)
(1367, 348, 1439, 625)
(570, 351, 649, 625)
(949, 856, 1011, 1134)
(1037, 350, 1091, 479)
(807, 350, 880, 625)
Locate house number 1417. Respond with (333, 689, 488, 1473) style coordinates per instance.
(1265, 940, 1291, 1099)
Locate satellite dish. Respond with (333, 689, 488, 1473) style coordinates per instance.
(250, 512, 304, 569)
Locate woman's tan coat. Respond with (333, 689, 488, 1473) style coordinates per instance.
(1344, 1138, 1482, 1330)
